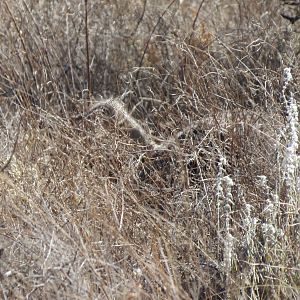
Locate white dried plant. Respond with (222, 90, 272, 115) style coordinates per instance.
(281, 68, 300, 205)
(215, 154, 235, 295)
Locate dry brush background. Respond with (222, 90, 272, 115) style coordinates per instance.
(0, 0, 299, 299)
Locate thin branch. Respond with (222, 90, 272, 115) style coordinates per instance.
(4, 1, 37, 88)
(189, 0, 205, 45)
(84, 0, 91, 97)
(129, 0, 147, 37)
(0, 117, 22, 172)
(137, 0, 177, 75)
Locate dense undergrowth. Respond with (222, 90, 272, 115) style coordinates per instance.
(0, 1, 299, 299)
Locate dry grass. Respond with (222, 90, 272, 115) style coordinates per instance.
(0, 0, 299, 299)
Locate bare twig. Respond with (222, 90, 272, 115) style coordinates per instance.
(188, 0, 205, 45)
(129, 0, 147, 37)
(137, 0, 177, 77)
(0, 117, 22, 172)
(84, 0, 91, 98)
(4, 1, 37, 89)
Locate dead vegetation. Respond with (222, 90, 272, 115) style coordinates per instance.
(0, 1, 299, 299)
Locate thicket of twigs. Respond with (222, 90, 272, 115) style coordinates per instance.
(0, 1, 299, 299)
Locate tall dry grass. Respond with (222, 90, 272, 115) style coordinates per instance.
(0, 0, 299, 299)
